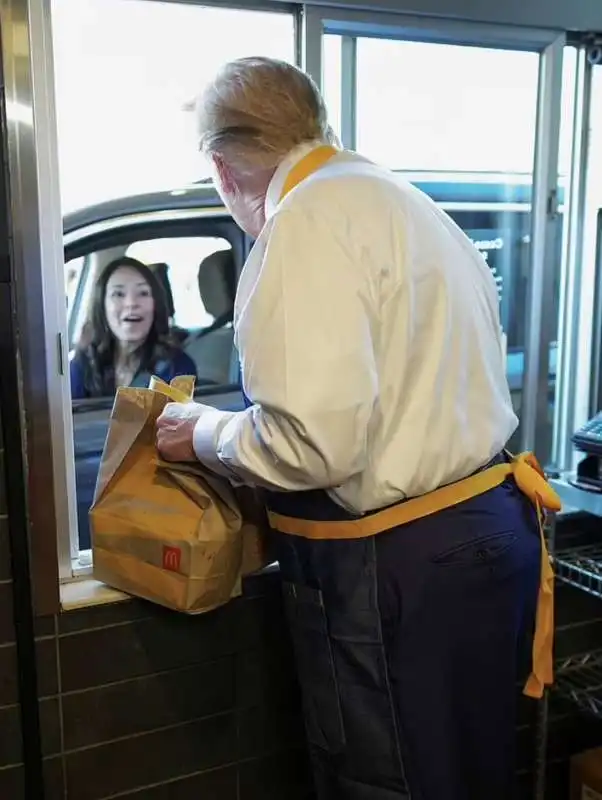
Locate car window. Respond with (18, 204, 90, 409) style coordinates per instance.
(126, 236, 231, 330)
(65, 254, 85, 315)
(67, 231, 240, 395)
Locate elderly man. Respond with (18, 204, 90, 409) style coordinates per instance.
(157, 56, 557, 800)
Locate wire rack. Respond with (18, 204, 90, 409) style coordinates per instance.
(555, 651, 602, 717)
(554, 545, 602, 600)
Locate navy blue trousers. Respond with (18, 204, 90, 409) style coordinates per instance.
(268, 478, 541, 800)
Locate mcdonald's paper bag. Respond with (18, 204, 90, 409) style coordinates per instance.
(90, 375, 270, 613)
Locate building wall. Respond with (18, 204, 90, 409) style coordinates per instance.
(0, 556, 314, 798)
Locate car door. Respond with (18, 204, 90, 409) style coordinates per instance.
(64, 203, 248, 552)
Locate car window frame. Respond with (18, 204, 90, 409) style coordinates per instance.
(65, 211, 246, 410)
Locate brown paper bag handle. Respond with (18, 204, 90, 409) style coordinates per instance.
(149, 375, 193, 403)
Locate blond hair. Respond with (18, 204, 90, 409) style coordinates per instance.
(196, 57, 337, 172)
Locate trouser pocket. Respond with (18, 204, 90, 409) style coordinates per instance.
(282, 581, 346, 754)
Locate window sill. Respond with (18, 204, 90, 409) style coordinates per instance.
(60, 577, 130, 611)
(62, 548, 131, 611)
(61, 549, 280, 611)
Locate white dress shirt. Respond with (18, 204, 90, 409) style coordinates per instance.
(193, 142, 517, 515)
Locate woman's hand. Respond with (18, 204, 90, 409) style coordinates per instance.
(156, 402, 205, 462)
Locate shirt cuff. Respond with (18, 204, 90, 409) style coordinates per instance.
(193, 407, 238, 478)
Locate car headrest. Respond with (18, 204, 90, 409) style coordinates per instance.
(198, 249, 235, 320)
(148, 262, 175, 319)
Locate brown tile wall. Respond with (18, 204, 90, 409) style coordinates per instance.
(0, 436, 24, 794)
(0, 567, 313, 799)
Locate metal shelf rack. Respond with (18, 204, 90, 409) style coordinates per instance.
(529, 478, 602, 798)
(555, 651, 602, 717)
(555, 544, 602, 599)
(532, 477, 602, 798)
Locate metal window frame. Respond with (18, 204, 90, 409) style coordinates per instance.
(589, 209, 602, 418)
(551, 46, 592, 471)
(304, 6, 563, 55)
(340, 36, 357, 150)
(303, 4, 563, 87)
(577, 65, 602, 441)
(521, 35, 565, 458)
(1, 0, 79, 586)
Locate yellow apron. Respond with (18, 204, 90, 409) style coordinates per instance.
(271, 143, 559, 700)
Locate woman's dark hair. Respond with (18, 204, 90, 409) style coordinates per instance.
(76, 256, 174, 397)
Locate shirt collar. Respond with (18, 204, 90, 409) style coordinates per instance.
(264, 139, 328, 221)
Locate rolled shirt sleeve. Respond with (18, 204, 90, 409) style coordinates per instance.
(193, 203, 379, 491)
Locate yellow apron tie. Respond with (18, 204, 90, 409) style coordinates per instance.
(272, 144, 559, 700)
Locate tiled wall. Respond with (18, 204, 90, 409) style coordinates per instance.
(0, 448, 25, 796)
(0, 567, 313, 799)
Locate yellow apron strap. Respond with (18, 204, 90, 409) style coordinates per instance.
(268, 461, 514, 539)
(511, 453, 557, 699)
(522, 498, 555, 698)
(268, 453, 560, 700)
(279, 144, 339, 202)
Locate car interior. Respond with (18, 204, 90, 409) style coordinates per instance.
(67, 239, 240, 391)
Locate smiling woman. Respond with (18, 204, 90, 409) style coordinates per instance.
(69, 257, 197, 400)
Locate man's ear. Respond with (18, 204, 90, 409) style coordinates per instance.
(212, 153, 237, 195)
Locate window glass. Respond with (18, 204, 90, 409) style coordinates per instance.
(127, 237, 231, 330)
(322, 34, 343, 143)
(352, 39, 539, 452)
(356, 40, 539, 172)
(52, 0, 296, 566)
(327, 37, 577, 459)
(51, 0, 296, 213)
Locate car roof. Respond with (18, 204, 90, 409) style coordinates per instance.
(62, 169, 560, 237)
(63, 183, 222, 235)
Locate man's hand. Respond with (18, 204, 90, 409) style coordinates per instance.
(156, 402, 205, 462)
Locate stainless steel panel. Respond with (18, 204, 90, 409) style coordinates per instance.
(0, 0, 77, 584)
(520, 35, 565, 460)
(552, 47, 591, 470)
(302, 5, 324, 87)
(340, 35, 357, 150)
